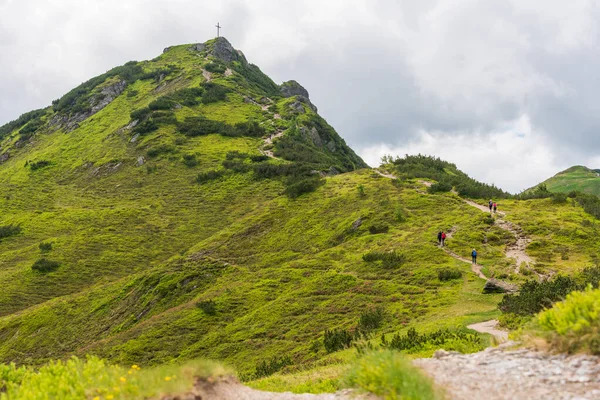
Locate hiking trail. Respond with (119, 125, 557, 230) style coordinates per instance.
(260, 130, 285, 158)
(165, 376, 375, 400)
(415, 342, 600, 400)
(376, 169, 534, 279)
(467, 320, 508, 342)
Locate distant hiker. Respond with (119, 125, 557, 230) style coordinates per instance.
(493, 202, 497, 213)
(441, 232, 447, 246)
(472, 249, 477, 264)
(488, 200, 493, 212)
(437, 231, 443, 245)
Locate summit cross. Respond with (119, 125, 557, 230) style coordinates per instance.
(216, 22, 222, 37)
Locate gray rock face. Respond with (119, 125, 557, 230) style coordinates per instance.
(280, 80, 309, 98)
(327, 141, 337, 153)
(211, 37, 239, 63)
(290, 101, 305, 114)
(91, 80, 127, 114)
(190, 43, 206, 52)
(0, 153, 9, 163)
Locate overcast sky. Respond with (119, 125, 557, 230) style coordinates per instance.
(1, 0, 599, 192)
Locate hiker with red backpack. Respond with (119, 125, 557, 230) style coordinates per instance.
(493, 202, 497, 213)
(441, 231, 446, 246)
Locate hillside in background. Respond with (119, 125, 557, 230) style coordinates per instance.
(2, 37, 600, 397)
(530, 165, 600, 195)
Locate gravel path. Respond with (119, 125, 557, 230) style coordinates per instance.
(467, 319, 508, 342)
(415, 343, 600, 400)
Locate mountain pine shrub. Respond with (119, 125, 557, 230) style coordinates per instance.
(323, 328, 354, 353)
(196, 170, 226, 184)
(358, 307, 385, 333)
(39, 242, 53, 252)
(31, 258, 60, 273)
(196, 300, 217, 315)
(0, 224, 21, 240)
(438, 268, 462, 281)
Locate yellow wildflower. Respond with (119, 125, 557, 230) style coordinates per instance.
(165, 376, 172, 381)
(120, 376, 127, 383)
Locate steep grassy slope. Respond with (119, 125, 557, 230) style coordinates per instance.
(532, 165, 600, 195)
(2, 36, 600, 395)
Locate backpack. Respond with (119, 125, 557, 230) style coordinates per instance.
(442, 233, 446, 239)
(472, 250, 477, 257)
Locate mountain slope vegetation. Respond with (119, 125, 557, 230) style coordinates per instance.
(1, 37, 600, 396)
(532, 165, 600, 196)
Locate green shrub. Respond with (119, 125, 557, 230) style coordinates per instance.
(252, 356, 292, 380)
(130, 107, 151, 121)
(0, 224, 21, 240)
(323, 328, 354, 353)
(362, 251, 405, 269)
(182, 154, 198, 167)
(196, 300, 217, 315)
(226, 151, 249, 160)
(498, 275, 578, 315)
(382, 327, 481, 353)
(196, 170, 226, 184)
(483, 215, 495, 225)
(428, 181, 452, 193)
(551, 193, 568, 204)
(31, 258, 61, 273)
(148, 97, 173, 110)
(357, 184, 366, 197)
(438, 268, 462, 281)
(344, 350, 443, 400)
(201, 82, 229, 104)
(359, 307, 385, 333)
(29, 160, 51, 171)
(498, 312, 530, 330)
(250, 155, 269, 163)
(146, 145, 175, 158)
(132, 119, 158, 135)
(368, 224, 389, 234)
(537, 286, 600, 354)
(169, 87, 204, 106)
(0, 108, 46, 140)
(204, 62, 226, 74)
(151, 111, 177, 125)
(39, 242, 53, 252)
(284, 176, 324, 198)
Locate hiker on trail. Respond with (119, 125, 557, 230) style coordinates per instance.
(493, 202, 497, 213)
(488, 200, 493, 212)
(472, 249, 477, 264)
(437, 231, 442, 245)
(441, 232, 446, 247)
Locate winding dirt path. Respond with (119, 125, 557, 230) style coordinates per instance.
(467, 320, 508, 342)
(168, 376, 373, 400)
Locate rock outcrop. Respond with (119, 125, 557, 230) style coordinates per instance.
(280, 80, 310, 98)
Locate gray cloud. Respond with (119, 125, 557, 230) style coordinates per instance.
(2, 0, 600, 191)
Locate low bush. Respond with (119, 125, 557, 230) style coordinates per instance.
(362, 251, 405, 269)
(196, 300, 217, 315)
(252, 356, 292, 380)
(39, 242, 53, 252)
(31, 258, 60, 273)
(148, 97, 173, 110)
(536, 286, 600, 354)
(498, 312, 530, 330)
(250, 155, 269, 163)
(438, 268, 462, 281)
(204, 62, 226, 74)
(132, 119, 158, 135)
(358, 307, 385, 333)
(201, 82, 229, 104)
(323, 328, 355, 353)
(428, 181, 452, 193)
(226, 151, 249, 160)
(0, 224, 21, 240)
(368, 224, 389, 234)
(284, 176, 324, 198)
(146, 145, 175, 158)
(551, 193, 568, 204)
(498, 275, 578, 315)
(196, 170, 226, 184)
(182, 154, 198, 167)
(130, 107, 152, 121)
(343, 350, 443, 400)
(29, 160, 51, 171)
(382, 327, 482, 353)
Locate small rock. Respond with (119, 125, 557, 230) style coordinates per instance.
(136, 156, 145, 166)
(351, 218, 363, 231)
(130, 133, 140, 143)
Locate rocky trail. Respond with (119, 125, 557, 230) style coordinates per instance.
(467, 319, 508, 342)
(260, 130, 285, 158)
(415, 342, 600, 400)
(165, 376, 373, 400)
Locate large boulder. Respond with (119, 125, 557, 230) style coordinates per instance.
(483, 279, 518, 294)
(280, 80, 310, 99)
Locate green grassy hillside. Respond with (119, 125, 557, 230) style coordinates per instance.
(2, 37, 600, 396)
(532, 165, 600, 195)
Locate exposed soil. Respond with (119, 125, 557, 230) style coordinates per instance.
(202, 69, 212, 82)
